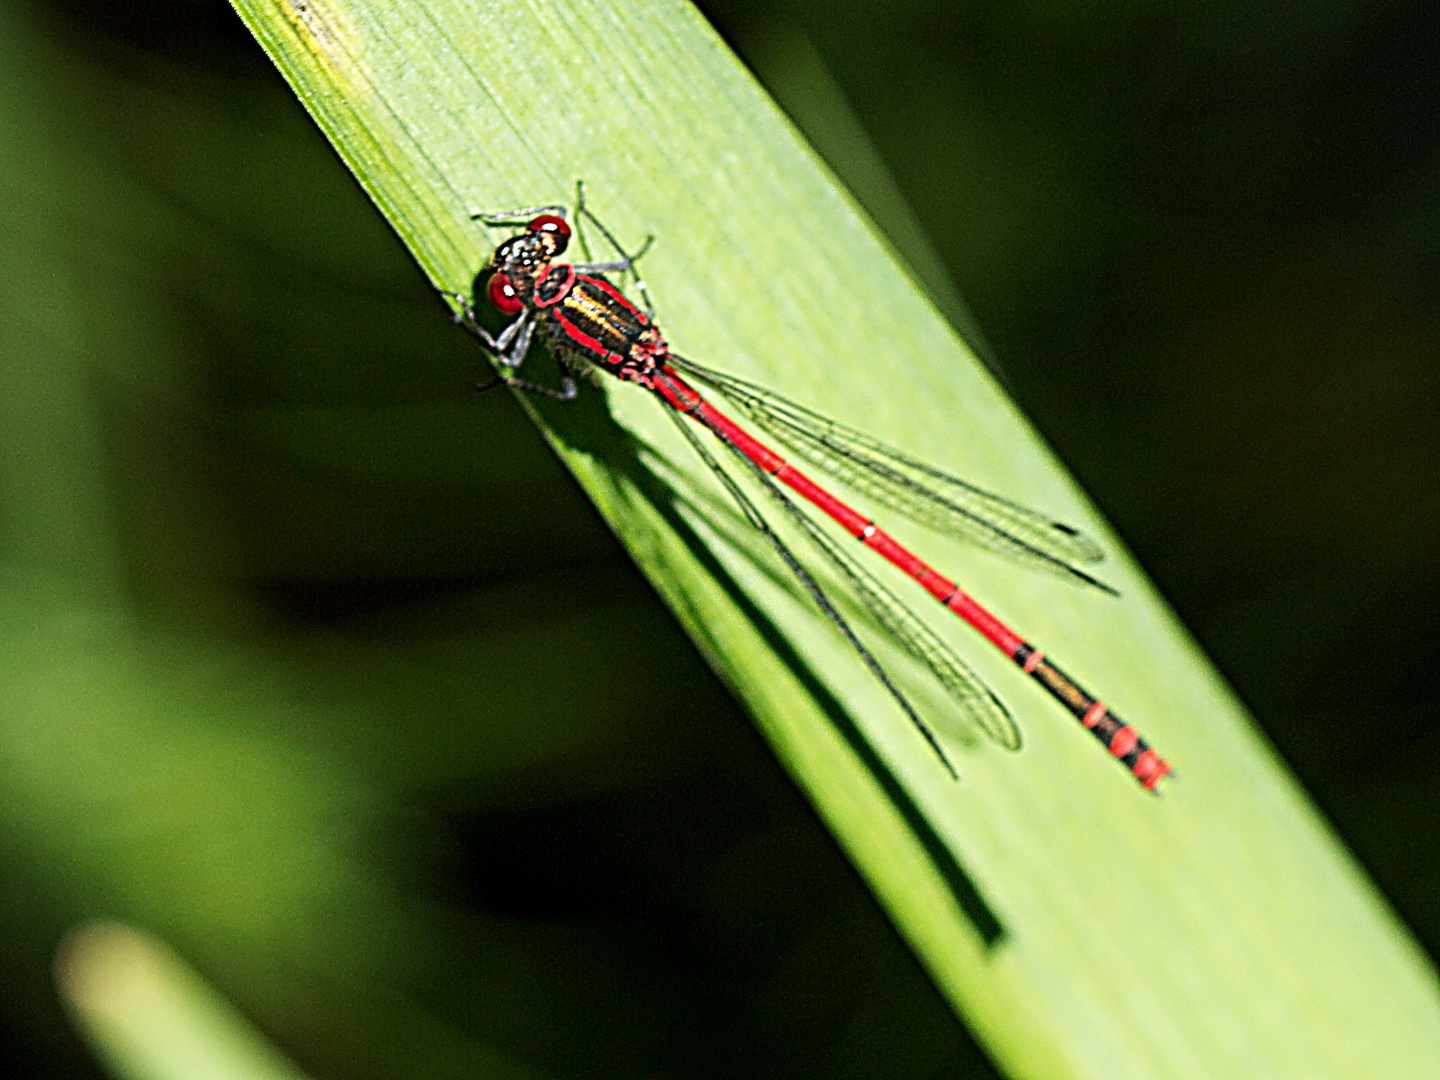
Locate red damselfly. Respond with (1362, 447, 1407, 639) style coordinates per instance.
(446, 189, 1172, 792)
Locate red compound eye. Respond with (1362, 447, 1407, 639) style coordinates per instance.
(487, 272, 523, 316)
(528, 213, 571, 254)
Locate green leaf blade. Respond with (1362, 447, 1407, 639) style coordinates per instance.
(227, 1, 1440, 1076)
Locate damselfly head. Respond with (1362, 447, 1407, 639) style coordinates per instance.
(487, 271, 524, 316)
(486, 235, 522, 271)
(527, 213, 571, 256)
(486, 230, 550, 296)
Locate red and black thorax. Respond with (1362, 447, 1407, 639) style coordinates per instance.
(503, 249, 669, 382)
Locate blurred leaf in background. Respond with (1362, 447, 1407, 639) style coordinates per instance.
(57, 922, 315, 1080)
(0, 0, 1437, 1079)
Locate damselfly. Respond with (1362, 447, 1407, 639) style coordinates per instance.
(446, 190, 1171, 792)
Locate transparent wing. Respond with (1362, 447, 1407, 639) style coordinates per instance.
(668, 355, 1114, 593)
(775, 490, 1023, 751)
(668, 405, 1021, 756)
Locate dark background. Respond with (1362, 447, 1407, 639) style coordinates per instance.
(2, 1, 1437, 1078)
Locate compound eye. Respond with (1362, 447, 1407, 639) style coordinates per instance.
(527, 213, 571, 254)
(487, 272, 524, 316)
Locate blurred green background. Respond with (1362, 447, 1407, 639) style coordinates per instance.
(0, 1, 1436, 1078)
